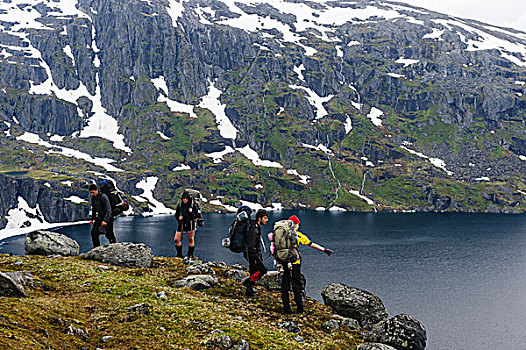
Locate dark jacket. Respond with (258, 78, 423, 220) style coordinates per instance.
(175, 192, 199, 223)
(91, 193, 111, 222)
(245, 220, 263, 261)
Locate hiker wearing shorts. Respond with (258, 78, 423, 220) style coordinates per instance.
(281, 215, 333, 314)
(174, 191, 200, 258)
(243, 209, 269, 297)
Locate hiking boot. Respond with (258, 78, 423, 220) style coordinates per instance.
(242, 277, 252, 287)
(296, 307, 304, 314)
(244, 285, 255, 297)
(175, 245, 183, 258)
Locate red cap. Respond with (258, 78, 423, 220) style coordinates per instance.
(288, 215, 300, 224)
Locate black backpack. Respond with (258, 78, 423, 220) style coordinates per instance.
(99, 180, 129, 216)
(225, 206, 252, 253)
(184, 188, 204, 227)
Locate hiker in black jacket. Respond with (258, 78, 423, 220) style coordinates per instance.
(174, 191, 200, 258)
(89, 183, 116, 247)
(242, 209, 269, 297)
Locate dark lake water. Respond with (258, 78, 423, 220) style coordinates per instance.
(2, 211, 526, 350)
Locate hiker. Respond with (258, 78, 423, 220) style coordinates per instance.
(89, 183, 117, 247)
(174, 191, 200, 258)
(278, 215, 333, 314)
(242, 209, 269, 297)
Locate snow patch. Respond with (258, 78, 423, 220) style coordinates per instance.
(347, 41, 361, 47)
(293, 64, 305, 82)
(17, 132, 123, 172)
(289, 85, 333, 120)
(205, 146, 235, 164)
(400, 145, 453, 175)
(199, 80, 238, 139)
(237, 145, 283, 168)
(157, 131, 171, 140)
(302, 143, 333, 156)
(475, 177, 490, 182)
(423, 28, 444, 40)
(61, 181, 73, 187)
(64, 196, 87, 204)
(173, 164, 191, 171)
(349, 189, 375, 205)
(344, 115, 353, 134)
(166, 0, 185, 26)
(366, 107, 384, 127)
(315, 207, 326, 211)
(63, 45, 75, 66)
(287, 169, 310, 185)
(395, 57, 419, 67)
(135, 177, 174, 216)
(209, 199, 237, 212)
(387, 72, 405, 79)
(328, 206, 346, 212)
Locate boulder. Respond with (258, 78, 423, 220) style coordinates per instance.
(358, 343, 397, 350)
(223, 269, 247, 283)
(333, 315, 361, 330)
(25, 230, 79, 256)
(380, 314, 427, 350)
(82, 242, 153, 268)
(321, 320, 340, 332)
(0, 271, 34, 297)
(186, 264, 215, 274)
(321, 283, 388, 329)
(279, 321, 301, 333)
(173, 275, 218, 290)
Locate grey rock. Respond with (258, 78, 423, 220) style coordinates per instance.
(279, 321, 301, 333)
(321, 283, 388, 329)
(358, 343, 397, 350)
(206, 261, 228, 269)
(232, 339, 250, 350)
(102, 336, 113, 342)
(321, 319, 340, 332)
(0, 271, 34, 297)
(82, 242, 153, 268)
(157, 291, 167, 299)
(186, 264, 215, 274)
(293, 335, 305, 343)
(183, 256, 203, 265)
(25, 230, 79, 256)
(256, 271, 281, 290)
(333, 315, 361, 330)
(379, 314, 427, 350)
(211, 335, 233, 349)
(66, 324, 89, 341)
(223, 269, 247, 282)
(230, 264, 248, 271)
(128, 302, 150, 315)
(173, 275, 218, 290)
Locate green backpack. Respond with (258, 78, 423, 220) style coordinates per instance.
(272, 220, 300, 263)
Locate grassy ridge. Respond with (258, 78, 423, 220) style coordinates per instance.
(0, 254, 362, 349)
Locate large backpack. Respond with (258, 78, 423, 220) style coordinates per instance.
(271, 220, 300, 263)
(99, 180, 129, 217)
(183, 188, 204, 226)
(225, 206, 252, 253)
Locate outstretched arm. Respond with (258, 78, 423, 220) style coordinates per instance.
(310, 242, 334, 256)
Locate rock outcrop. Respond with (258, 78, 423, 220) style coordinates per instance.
(173, 275, 219, 290)
(82, 242, 153, 268)
(379, 314, 427, 350)
(0, 271, 34, 297)
(321, 283, 388, 329)
(25, 230, 79, 256)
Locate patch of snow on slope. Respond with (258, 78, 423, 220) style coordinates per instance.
(173, 164, 191, 171)
(64, 196, 87, 204)
(349, 189, 375, 205)
(328, 206, 346, 212)
(287, 169, 310, 185)
(289, 85, 333, 120)
(344, 116, 353, 134)
(423, 28, 444, 40)
(199, 80, 238, 139)
(0, 197, 89, 240)
(157, 131, 171, 140)
(63, 45, 75, 66)
(294, 64, 305, 82)
(387, 72, 405, 79)
(395, 57, 419, 66)
(205, 146, 235, 163)
(209, 199, 237, 212)
(366, 107, 384, 127)
(135, 177, 175, 216)
(166, 0, 185, 26)
(237, 145, 283, 168)
(17, 132, 123, 172)
(400, 145, 453, 175)
(302, 143, 334, 156)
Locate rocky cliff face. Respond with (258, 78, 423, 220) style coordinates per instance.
(1, 0, 526, 230)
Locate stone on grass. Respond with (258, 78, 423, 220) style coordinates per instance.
(279, 321, 301, 333)
(25, 230, 79, 256)
(321, 283, 388, 329)
(0, 271, 33, 297)
(223, 269, 247, 282)
(321, 319, 340, 332)
(82, 242, 153, 268)
(358, 343, 397, 350)
(173, 275, 218, 290)
(186, 264, 214, 274)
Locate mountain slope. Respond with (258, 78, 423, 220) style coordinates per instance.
(1, 0, 526, 231)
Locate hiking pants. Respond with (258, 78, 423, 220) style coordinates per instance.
(281, 263, 304, 312)
(91, 218, 116, 247)
(248, 256, 267, 284)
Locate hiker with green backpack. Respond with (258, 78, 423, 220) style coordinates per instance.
(270, 215, 333, 314)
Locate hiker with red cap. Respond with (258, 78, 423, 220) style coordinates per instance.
(272, 214, 333, 314)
